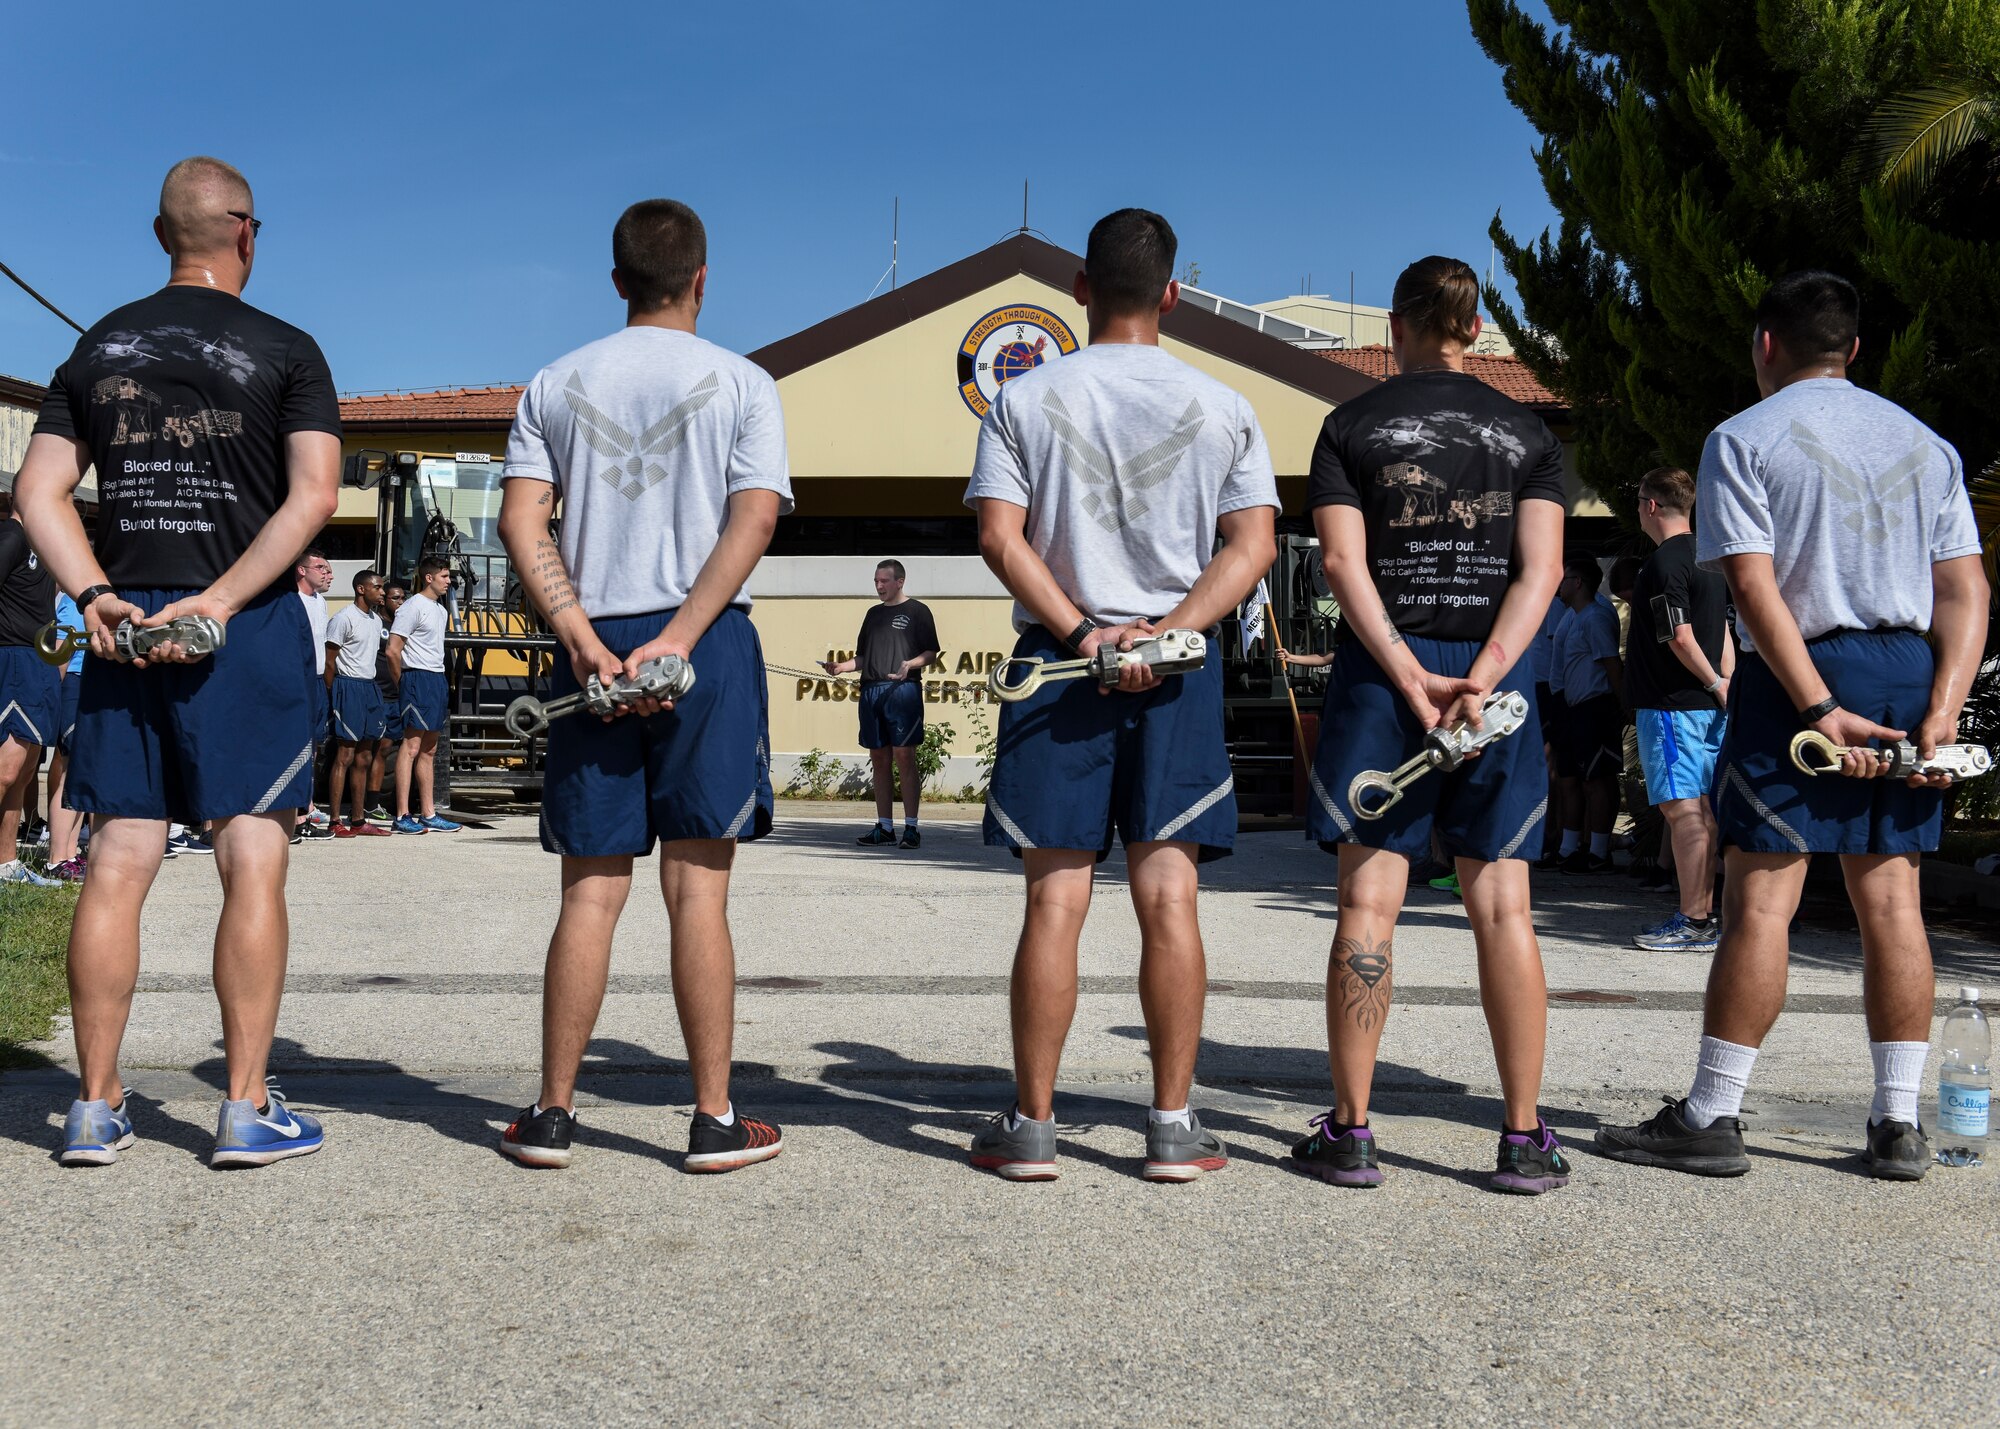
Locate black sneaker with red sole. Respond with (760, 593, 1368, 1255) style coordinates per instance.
(686, 1110, 784, 1173)
(500, 1104, 576, 1168)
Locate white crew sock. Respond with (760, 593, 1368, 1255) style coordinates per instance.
(712, 1103, 735, 1127)
(877, 817, 893, 832)
(1869, 1041, 1928, 1125)
(1589, 831, 1611, 859)
(1684, 1035, 1759, 1128)
(1147, 1106, 1192, 1128)
(905, 813, 919, 828)
(1559, 830, 1583, 857)
(1005, 1106, 1054, 1132)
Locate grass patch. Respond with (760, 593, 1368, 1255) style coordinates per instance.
(1, 885, 76, 1066)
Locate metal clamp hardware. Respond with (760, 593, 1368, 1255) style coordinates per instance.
(1347, 690, 1531, 821)
(35, 616, 226, 666)
(1788, 731, 1992, 781)
(503, 655, 697, 741)
(987, 629, 1209, 704)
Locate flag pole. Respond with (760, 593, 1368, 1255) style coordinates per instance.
(1265, 597, 1310, 768)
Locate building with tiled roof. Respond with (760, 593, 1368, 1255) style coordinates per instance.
(1315, 345, 1563, 415)
(339, 385, 524, 429)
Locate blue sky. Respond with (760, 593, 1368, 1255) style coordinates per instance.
(1, 1, 1560, 394)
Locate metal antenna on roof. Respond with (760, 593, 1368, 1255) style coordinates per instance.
(892, 197, 899, 291)
(1022, 181, 1029, 234)
(1349, 271, 1355, 348)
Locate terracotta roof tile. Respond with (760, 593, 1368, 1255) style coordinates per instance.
(338, 385, 523, 428)
(1315, 346, 1563, 413)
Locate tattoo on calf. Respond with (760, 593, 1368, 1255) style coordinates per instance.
(1333, 935, 1392, 1033)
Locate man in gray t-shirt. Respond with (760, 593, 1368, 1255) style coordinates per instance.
(495, 198, 790, 1176)
(1598, 270, 1989, 1185)
(961, 208, 1279, 1184)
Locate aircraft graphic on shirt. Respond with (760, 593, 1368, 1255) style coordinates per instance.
(1788, 420, 1925, 547)
(562, 370, 721, 500)
(1042, 390, 1206, 533)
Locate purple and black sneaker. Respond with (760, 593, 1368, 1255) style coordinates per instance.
(1491, 1118, 1571, 1195)
(1291, 1112, 1384, 1187)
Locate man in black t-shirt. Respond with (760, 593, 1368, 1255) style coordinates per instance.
(1294, 256, 1571, 1195)
(819, 559, 939, 848)
(15, 156, 342, 1169)
(0, 506, 61, 887)
(1626, 466, 1733, 954)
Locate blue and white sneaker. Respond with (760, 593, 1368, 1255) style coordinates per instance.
(166, 831, 214, 856)
(392, 815, 429, 835)
(419, 814, 461, 833)
(211, 1083, 325, 1167)
(1632, 911, 1720, 953)
(60, 1093, 135, 1166)
(0, 859, 61, 887)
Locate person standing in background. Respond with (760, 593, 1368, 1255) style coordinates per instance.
(43, 588, 88, 882)
(326, 569, 392, 837)
(368, 579, 407, 819)
(1548, 556, 1622, 874)
(294, 547, 334, 842)
(386, 557, 459, 835)
(0, 506, 61, 886)
(820, 560, 939, 849)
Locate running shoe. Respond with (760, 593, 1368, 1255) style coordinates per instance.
(1491, 1119, 1572, 1195)
(1142, 1111, 1228, 1182)
(167, 831, 214, 856)
(333, 821, 359, 839)
(351, 821, 392, 838)
(20, 818, 48, 847)
(1632, 912, 1719, 953)
(1427, 870, 1462, 899)
(392, 816, 429, 835)
(419, 814, 461, 833)
(1532, 853, 1562, 872)
(1561, 851, 1614, 875)
(1290, 1112, 1383, 1187)
(899, 826, 922, 849)
(500, 1104, 577, 1168)
(45, 857, 87, 883)
(305, 808, 331, 829)
(1861, 1118, 1931, 1182)
(297, 822, 334, 842)
(210, 1083, 324, 1168)
(366, 803, 393, 824)
(1593, 1096, 1750, 1176)
(969, 1108, 1058, 1180)
(0, 859, 60, 887)
(856, 826, 897, 846)
(59, 1094, 135, 1166)
(685, 1109, 784, 1174)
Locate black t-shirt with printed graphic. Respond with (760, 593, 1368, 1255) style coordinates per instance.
(33, 286, 341, 589)
(855, 598, 940, 683)
(0, 520, 57, 647)
(1307, 371, 1567, 643)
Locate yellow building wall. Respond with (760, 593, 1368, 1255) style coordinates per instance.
(749, 596, 1018, 769)
(776, 276, 1340, 479)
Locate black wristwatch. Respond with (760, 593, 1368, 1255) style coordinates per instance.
(76, 584, 116, 611)
(1063, 616, 1100, 656)
(1798, 696, 1839, 724)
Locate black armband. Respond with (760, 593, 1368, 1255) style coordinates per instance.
(1063, 617, 1099, 657)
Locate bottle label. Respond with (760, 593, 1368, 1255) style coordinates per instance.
(1939, 1083, 1990, 1138)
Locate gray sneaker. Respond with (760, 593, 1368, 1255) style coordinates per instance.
(968, 1108, 1058, 1181)
(1143, 1111, 1229, 1182)
(1861, 1118, 1931, 1182)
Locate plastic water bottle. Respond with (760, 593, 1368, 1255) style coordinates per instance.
(1935, 986, 1989, 1168)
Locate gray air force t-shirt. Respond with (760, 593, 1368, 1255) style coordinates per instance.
(503, 327, 794, 619)
(963, 344, 1279, 631)
(326, 604, 383, 680)
(390, 593, 447, 673)
(1696, 379, 1980, 653)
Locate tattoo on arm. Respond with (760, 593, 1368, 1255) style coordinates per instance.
(1332, 934, 1392, 1033)
(1381, 610, 1405, 647)
(530, 535, 578, 620)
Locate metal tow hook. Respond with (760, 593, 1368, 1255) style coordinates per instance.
(503, 655, 696, 741)
(1789, 730, 1991, 780)
(35, 615, 227, 666)
(987, 629, 1208, 703)
(1346, 690, 1531, 820)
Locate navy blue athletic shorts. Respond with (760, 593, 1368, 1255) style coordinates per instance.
(310, 671, 330, 746)
(858, 679, 924, 749)
(1553, 691, 1624, 780)
(56, 673, 80, 756)
(66, 586, 316, 824)
(398, 668, 448, 734)
(1716, 629, 1945, 856)
(381, 688, 403, 742)
(982, 624, 1236, 862)
(0, 646, 61, 747)
(538, 605, 774, 857)
(331, 674, 387, 744)
(1306, 637, 1548, 863)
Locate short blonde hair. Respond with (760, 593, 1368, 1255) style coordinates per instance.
(1637, 466, 1696, 516)
(158, 156, 252, 256)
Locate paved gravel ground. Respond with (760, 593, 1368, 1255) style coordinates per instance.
(2, 810, 1995, 1426)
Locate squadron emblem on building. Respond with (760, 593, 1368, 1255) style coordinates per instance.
(956, 304, 1079, 418)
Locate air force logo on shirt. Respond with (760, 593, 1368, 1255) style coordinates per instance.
(562, 369, 721, 501)
(1043, 390, 1206, 534)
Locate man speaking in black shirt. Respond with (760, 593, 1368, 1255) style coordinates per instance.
(17, 156, 342, 1169)
(1627, 465, 1733, 953)
(820, 559, 939, 848)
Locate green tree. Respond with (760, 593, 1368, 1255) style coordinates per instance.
(1466, 0, 2000, 518)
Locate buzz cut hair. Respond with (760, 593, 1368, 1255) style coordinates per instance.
(613, 199, 707, 311)
(353, 567, 381, 590)
(1084, 208, 1177, 318)
(876, 559, 906, 581)
(158, 156, 252, 256)
(1564, 555, 1604, 594)
(1754, 270, 1860, 361)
